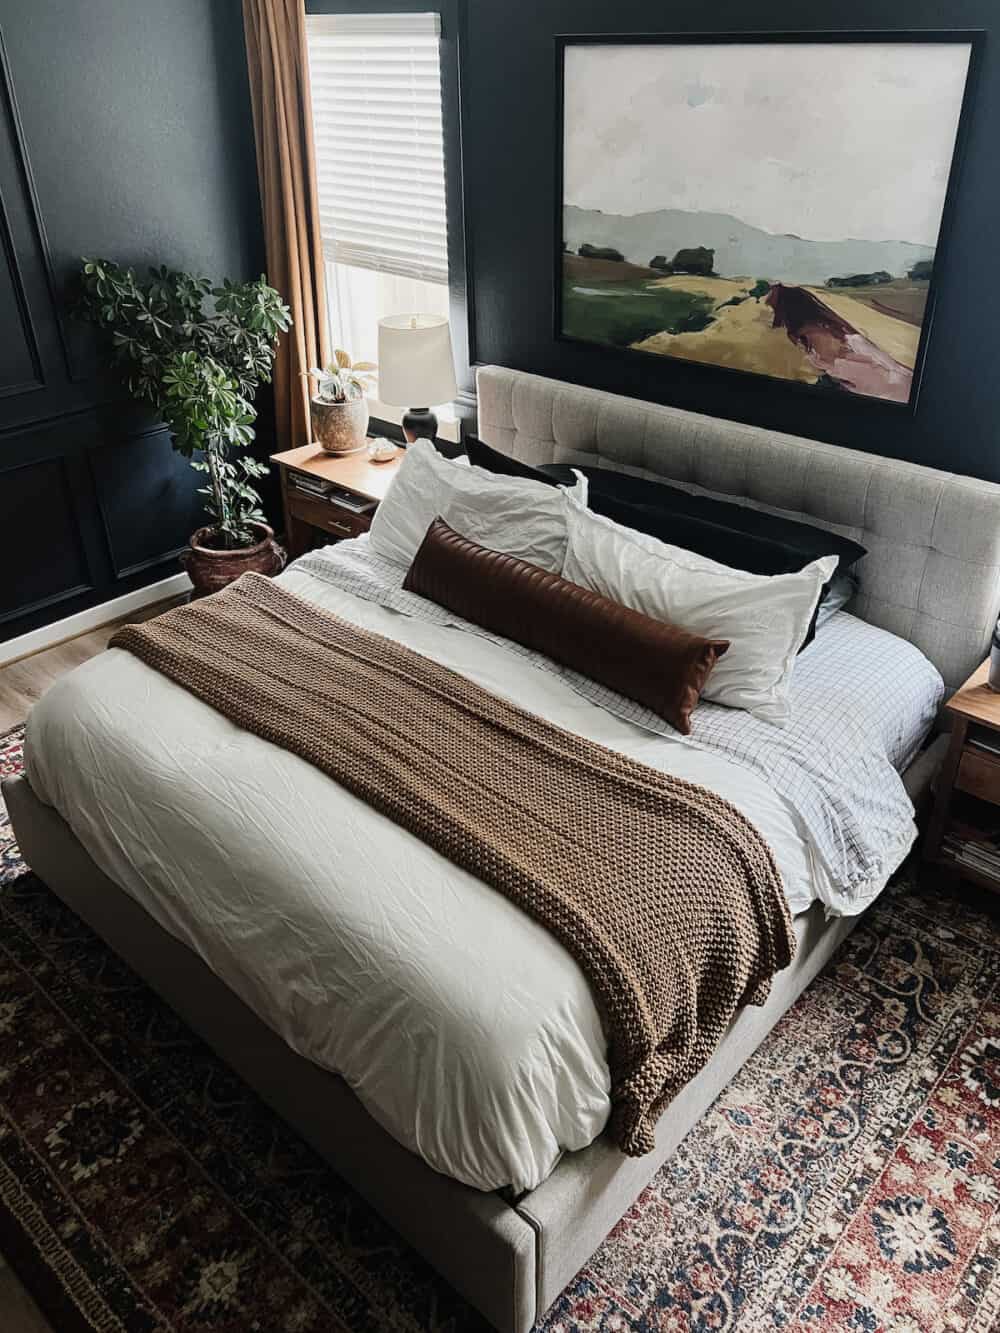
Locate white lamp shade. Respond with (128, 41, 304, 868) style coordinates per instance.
(377, 314, 457, 408)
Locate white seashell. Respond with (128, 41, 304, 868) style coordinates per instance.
(368, 436, 399, 462)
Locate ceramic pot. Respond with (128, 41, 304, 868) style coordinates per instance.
(180, 523, 286, 599)
(311, 396, 369, 455)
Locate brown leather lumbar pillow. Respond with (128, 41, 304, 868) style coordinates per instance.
(403, 517, 728, 734)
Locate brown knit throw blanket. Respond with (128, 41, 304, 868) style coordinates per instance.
(111, 573, 795, 1157)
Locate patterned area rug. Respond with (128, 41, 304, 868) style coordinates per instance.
(1, 723, 999, 1332)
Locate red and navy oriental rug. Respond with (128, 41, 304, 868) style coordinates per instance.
(0, 723, 998, 1331)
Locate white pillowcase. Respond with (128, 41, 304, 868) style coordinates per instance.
(561, 493, 836, 725)
(369, 439, 586, 571)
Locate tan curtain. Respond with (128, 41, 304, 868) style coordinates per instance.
(242, 0, 329, 451)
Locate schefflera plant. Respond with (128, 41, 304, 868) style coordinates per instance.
(77, 259, 292, 549)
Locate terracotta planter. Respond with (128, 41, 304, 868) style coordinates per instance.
(180, 523, 286, 599)
(311, 396, 369, 455)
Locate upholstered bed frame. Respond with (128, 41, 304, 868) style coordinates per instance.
(6, 365, 1000, 1333)
(481, 367, 1000, 691)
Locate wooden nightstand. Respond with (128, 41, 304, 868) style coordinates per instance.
(271, 443, 402, 560)
(924, 659, 1000, 894)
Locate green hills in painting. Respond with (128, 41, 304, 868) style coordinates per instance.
(563, 205, 933, 288)
(561, 206, 934, 402)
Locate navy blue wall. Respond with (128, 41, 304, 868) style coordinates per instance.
(0, 0, 265, 642)
(461, 1, 1000, 480)
(5, 1, 999, 642)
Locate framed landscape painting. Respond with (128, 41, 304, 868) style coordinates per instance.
(556, 33, 979, 407)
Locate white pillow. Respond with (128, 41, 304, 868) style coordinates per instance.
(369, 440, 586, 571)
(561, 493, 836, 725)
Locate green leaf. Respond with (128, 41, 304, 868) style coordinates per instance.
(73, 256, 289, 535)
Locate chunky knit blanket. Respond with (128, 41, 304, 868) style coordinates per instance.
(111, 573, 795, 1157)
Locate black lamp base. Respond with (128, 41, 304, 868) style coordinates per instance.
(402, 407, 438, 444)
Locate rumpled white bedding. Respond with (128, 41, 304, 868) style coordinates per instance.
(296, 536, 944, 908)
(24, 550, 934, 1194)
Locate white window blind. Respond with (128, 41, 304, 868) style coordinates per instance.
(306, 12, 449, 285)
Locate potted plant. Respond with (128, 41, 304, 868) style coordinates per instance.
(76, 258, 292, 597)
(308, 350, 377, 455)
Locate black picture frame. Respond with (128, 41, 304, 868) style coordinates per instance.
(553, 30, 984, 414)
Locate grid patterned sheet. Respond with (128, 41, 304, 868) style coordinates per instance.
(296, 538, 944, 908)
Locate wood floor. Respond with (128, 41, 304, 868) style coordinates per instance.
(0, 1263, 51, 1333)
(0, 595, 186, 732)
(0, 594, 184, 1331)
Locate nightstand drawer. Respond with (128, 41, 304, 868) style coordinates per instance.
(288, 492, 371, 541)
(955, 747, 1000, 804)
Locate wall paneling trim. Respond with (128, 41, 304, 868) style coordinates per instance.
(0, 0, 265, 643)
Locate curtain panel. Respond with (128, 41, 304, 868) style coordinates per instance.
(242, 0, 329, 451)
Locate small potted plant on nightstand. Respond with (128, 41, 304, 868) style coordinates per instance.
(308, 350, 378, 455)
(76, 258, 293, 597)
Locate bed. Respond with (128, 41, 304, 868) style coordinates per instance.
(6, 365, 1000, 1332)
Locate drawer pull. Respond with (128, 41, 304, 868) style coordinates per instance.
(326, 518, 353, 534)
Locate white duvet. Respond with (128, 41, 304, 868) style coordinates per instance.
(27, 561, 895, 1194)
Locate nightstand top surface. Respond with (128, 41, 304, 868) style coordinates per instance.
(946, 659, 1000, 727)
(271, 442, 402, 501)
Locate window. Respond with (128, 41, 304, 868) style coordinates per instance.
(306, 12, 457, 434)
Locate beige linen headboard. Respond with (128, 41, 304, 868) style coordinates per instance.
(476, 365, 1000, 688)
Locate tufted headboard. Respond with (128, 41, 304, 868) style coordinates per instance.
(476, 365, 1000, 689)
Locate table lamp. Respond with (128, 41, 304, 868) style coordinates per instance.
(377, 314, 457, 443)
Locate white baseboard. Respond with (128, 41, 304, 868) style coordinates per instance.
(1, 571, 193, 668)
